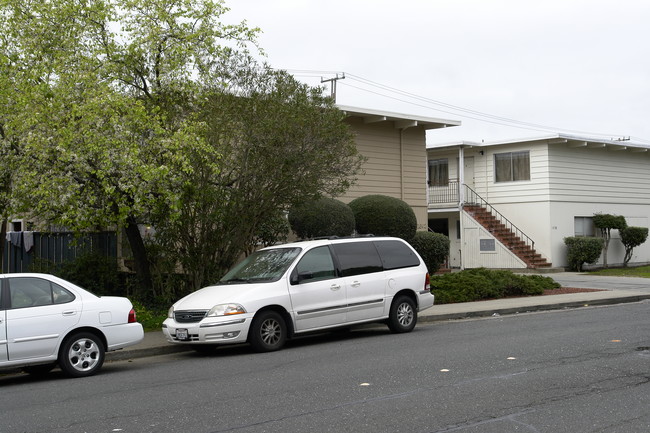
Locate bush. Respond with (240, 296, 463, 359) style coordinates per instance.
(409, 231, 450, 274)
(564, 236, 604, 271)
(430, 268, 560, 304)
(348, 194, 417, 240)
(131, 299, 168, 332)
(620, 226, 649, 266)
(29, 252, 121, 297)
(288, 198, 355, 239)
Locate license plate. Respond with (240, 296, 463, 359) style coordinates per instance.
(176, 328, 189, 340)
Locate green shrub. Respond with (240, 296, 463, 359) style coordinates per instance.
(131, 299, 168, 332)
(288, 198, 355, 239)
(620, 226, 649, 266)
(409, 231, 450, 274)
(29, 252, 121, 296)
(348, 194, 417, 240)
(564, 236, 603, 271)
(430, 268, 560, 304)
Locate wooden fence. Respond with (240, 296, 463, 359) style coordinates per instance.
(2, 231, 117, 273)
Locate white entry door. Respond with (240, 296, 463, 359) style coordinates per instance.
(463, 156, 475, 188)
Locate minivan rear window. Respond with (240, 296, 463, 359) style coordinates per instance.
(374, 240, 420, 270)
(332, 242, 383, 277)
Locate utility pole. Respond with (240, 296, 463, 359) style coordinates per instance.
(321, 73, 345, 102)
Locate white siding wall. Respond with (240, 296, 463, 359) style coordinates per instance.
(461, 211, 527, 269)
(547, 144, 650, 204)
(429, 142, 650, 268)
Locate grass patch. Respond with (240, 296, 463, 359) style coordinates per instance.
(588, 265, 650, 278)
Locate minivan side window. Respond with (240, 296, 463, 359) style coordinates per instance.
(332, 242, 383, 277)
(291, 246, 337, 284)
(374, 240, 420, 270)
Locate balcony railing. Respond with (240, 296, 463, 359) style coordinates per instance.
(427, 179, 459, 206)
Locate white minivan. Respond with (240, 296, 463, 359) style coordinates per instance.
(162, 237, 434, 352)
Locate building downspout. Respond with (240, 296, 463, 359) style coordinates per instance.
(458, 146, 465, 270)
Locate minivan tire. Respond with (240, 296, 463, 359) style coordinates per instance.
(249, 310, 287, 352)
(388, 295, 417, 333)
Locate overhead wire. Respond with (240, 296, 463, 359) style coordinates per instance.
(279, 68, 650, 144)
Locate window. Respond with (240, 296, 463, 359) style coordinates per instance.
(291, 246, 336, 284)
(9, 278, 75, 308)
(220, 248, 302, 283)
(574, 217, 595, 237)
(494, 151, 530, 182)
(374, 240, 420, 270)
(332, 242, 383, 277)
(428, 159, 449, 186)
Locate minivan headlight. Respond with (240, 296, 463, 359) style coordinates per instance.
(207, 303, 246, 317)
(168, 306, 174, 318)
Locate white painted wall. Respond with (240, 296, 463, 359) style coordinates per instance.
(461, 211, 527, 269)
(429, 140, 650, 269)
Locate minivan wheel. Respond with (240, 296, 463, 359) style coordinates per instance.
(388, 295, 417, 333)
(249, 311, 286, 352)
(59, 332, 105, 378)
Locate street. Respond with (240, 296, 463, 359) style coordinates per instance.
(2, 301, 650, 433)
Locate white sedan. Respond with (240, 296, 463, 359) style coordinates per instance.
(0, 273, 144, 377)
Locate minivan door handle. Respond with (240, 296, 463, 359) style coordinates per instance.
(350, 281, 361, 288)
(330, 284, 341, 291)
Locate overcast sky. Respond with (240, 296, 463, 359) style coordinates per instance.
(225, 0, 650, 145)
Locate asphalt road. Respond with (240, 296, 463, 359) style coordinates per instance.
(2, 301, 650, 433)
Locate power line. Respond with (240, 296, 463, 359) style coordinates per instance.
(278, 69, 650, 144)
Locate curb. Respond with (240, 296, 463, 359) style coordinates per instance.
(105, 294, 650, 361)
(418, 294, 650, 322)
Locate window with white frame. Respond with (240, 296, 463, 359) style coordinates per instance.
(574, 217, 595, 237)
(494, 151, 530, 182)
(428, 158, 449, 186)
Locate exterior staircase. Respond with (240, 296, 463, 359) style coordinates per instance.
(464, 204, 551, 269)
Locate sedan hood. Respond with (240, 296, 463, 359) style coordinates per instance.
(173, 283, 267, 310)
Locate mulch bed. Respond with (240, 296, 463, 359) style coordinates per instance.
(542, 287, 604, 296)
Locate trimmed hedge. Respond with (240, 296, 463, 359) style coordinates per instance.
(348, 194, 417, 240)
(430, 268, 560, 304)
(564, 236, 603, 271)
(620, 226, 649, 266)
(409, 231, 449, 274)
(288, 197, 355, 239)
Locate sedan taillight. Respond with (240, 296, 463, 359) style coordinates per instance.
(128, 308, 137, 323)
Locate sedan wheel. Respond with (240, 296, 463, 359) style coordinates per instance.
(388, 295, 417, 333)
(59, 332, 105, 378)
(249, 311, 286, 352)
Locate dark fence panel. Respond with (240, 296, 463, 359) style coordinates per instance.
(2, 232, 117, 274)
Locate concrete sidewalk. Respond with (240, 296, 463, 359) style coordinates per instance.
(106, 274, 650, 362)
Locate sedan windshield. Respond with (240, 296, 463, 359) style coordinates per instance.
(219, 247, 302, 284)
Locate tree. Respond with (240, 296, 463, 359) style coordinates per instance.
(289, 198, 355, 240)
(151, 65, 364, 288)
(592, 213, 627, 268)
(349, 195, 417, 240)
(620, 226, 649, 267)
(0, 0, 259, 291)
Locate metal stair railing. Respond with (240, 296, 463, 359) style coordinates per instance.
(462, 184, 535, 251)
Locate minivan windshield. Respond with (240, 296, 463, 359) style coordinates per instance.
(219, 247, 302, 284)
